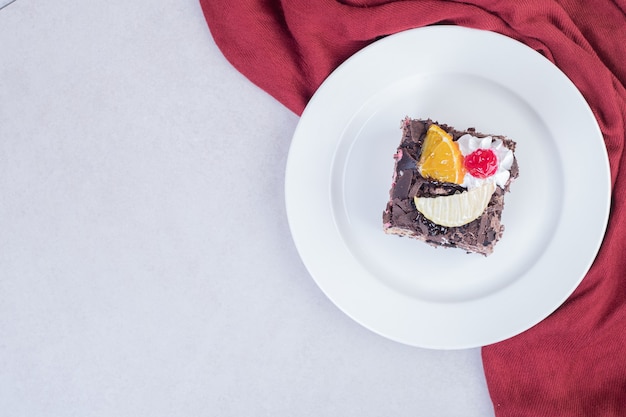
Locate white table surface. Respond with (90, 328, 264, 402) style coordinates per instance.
(0, 1, 495, 415)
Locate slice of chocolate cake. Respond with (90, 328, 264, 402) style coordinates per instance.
(382, 118, 519, 256)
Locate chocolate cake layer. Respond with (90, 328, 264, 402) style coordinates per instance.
(382, 118, 519, 256)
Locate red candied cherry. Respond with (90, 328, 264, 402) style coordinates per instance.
(464, 148, 498, 179)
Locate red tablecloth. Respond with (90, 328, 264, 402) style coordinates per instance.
(201, 1, 626, 414)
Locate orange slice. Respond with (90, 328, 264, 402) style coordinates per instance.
(419, 124, 465, 184)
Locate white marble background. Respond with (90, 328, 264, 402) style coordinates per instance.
(0, 1, 494, 415)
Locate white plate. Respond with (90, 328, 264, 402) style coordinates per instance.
(284, 26, 610, 349)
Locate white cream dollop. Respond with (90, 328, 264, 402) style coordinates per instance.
(457, 134, 513, 189)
